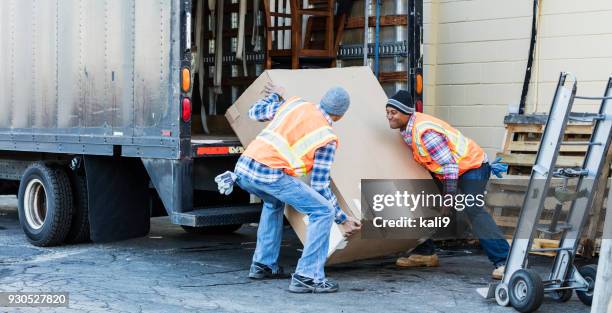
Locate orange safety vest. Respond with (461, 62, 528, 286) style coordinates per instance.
(410, 112, 485, 179)
(242, 97, 339, 176)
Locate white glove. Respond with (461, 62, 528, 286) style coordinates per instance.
(215, 171, 237, 195)
(219, 184, 233, 195)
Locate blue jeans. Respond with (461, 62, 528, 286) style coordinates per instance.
(460, 163, 509, 267)
(415, 163, 510, 267)
(235, 173, 334, 282)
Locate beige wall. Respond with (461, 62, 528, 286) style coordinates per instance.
(422, 0, 612, 158)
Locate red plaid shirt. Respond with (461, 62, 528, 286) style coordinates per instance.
(401, 114, 486, 193)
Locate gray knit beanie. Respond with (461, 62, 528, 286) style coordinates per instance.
(320, 86, 350, 116)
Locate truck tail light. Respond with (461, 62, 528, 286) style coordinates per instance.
(182, 98, 192, 122)
(416, 99, 423, 113)
(181, 68, 191, 93)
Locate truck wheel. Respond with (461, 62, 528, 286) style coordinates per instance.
(65, 173, 90, 244)
(576, 264, 597, 306)
(508, 269, 544, 313)
(17, 163, 73, 247)
(181, 224, 242, 234)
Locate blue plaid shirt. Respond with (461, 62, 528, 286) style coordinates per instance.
(235, 93, 347, 224)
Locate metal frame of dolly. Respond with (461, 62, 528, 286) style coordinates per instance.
(478, 73, 612, 313)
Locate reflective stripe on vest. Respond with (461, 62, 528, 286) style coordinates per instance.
(411, 115, 481, 176)
(252, 97, 337, 176)
(292, 126, 336, 157)
(267, 97, 308, 130)
(257, 130, 307, 175)
(414, 121, 469, 161)
(258, 126, 336, 176)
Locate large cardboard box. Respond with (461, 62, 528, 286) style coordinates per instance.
(226, 67, 438, 264)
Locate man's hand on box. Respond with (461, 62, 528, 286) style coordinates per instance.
(263, 82, 285, 98)
(340, 216, 362, 237)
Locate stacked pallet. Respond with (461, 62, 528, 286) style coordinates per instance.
(487, 176, 570, 236)
(486, 113, 610, 257)
(497, 113, 595, 175)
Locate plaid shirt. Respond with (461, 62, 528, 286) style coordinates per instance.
(235, 93, 347, 224)
(401, 114, 487, 194)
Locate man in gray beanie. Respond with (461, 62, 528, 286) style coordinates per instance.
(215, 83, 361, 293)
(319, 86, 351, 119)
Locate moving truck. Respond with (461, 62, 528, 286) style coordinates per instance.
(0, 0, 423, 247)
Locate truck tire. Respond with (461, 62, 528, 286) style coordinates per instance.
(65, 173, 90, 244)
(17, 163, 73, 247)
(181, 224, 243, 234)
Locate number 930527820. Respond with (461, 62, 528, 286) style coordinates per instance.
(0, 292, 68, 308)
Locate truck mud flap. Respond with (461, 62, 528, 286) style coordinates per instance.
(83, 156, 150, 242)
(141, 158, 193, 215)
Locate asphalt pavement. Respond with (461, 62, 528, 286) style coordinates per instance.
(0, 196, 591, 313)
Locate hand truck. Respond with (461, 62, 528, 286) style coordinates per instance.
(477, 72, 612, 312)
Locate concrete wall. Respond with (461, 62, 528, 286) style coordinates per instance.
(422, 0, 612, 158)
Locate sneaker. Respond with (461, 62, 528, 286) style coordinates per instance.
(288, 274, 339, 293)
(248, 262, 290, 280)
(396, 254, 439, 268)
(492, 265, 505, 280)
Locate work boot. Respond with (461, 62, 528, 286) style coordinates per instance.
(492, 265, 505, 280)
(396, 254, 439, 268)
(248, 262, 290, 280)
(288, 274, 339, 293)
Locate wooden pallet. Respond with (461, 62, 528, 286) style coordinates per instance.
(488, 113, 611, 257)
(507, 238, 561, 257)
(497, 114, 595, 175)
(486, 175, 609, 257)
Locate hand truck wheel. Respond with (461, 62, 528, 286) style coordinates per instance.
(576, 264, 597, 306)
(495, 283, 510, 306)
(549, 288, 573, 302)
(508, 269, 544, 313)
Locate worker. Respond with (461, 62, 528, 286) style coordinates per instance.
(384, 90, 509, 280)
(215, 83, 361, 293)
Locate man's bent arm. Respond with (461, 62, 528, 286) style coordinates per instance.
(311, 141, 347, 224)
(422, 130, 459, 194)
(248, 93, 284, 122)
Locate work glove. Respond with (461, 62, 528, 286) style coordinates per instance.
(215, 171, 237, 195)
(490, 157, 508, 178)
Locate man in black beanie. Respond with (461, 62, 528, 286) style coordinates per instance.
(385, 90, 509, 280)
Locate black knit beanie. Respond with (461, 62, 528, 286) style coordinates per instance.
(386, 90, 414, 114)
